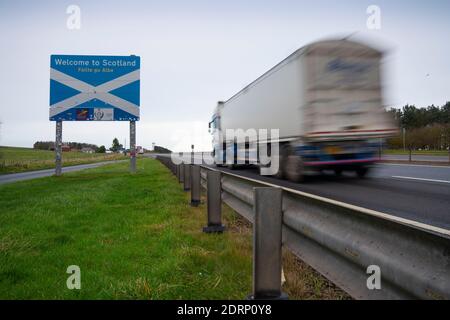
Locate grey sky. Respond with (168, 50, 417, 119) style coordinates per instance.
(0, 0, 449, 151)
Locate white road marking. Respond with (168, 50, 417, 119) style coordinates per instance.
(379, 163, 450, 169)
(392, 176, 450, 184)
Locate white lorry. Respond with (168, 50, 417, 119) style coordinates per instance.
(209, 39, 397, 181)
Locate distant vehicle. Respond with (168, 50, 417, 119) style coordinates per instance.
(136, 146, 144, 154)
(209, 39, 397, 181)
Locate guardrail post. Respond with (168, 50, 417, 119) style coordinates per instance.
(203, 170, 225, 233)
(179, 163, 184, 183)
(183, 164, 191, 191)
(191, 165, 201, 206)
(248, 187, 287, 300)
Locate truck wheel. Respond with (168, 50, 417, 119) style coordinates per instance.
(274, 162, 284, 179)
(213, 149, 224, 167)
(259, 160, 284, 178)
(285, 155, 304, 182)
(272, 145, 290, 179)
(356, 167, 369, 178)
(227, 143, 238, 169)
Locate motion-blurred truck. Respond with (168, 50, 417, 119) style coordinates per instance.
(209, 38, 397, 181)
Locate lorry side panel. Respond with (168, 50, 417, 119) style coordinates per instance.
(220, 53, 305, 141)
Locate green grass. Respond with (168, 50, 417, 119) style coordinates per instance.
(0, 146, 127, 174)
(0, 158, 253, 299)
(383, 149, 449, 156)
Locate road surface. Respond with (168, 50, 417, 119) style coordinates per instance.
(159, 153, 450, 230)
(0, 160, 126, 185)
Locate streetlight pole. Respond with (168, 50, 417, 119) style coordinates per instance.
(402, 127, 406, 152)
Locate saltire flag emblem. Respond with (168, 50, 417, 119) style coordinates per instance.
(49, 55, 140, 121)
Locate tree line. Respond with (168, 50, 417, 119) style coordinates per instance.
(33, 141, 106, 153)
(33, 138, 172, 154)
(386, 102, 450, 150)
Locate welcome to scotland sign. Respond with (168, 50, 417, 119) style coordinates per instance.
(49, 55, 140, 121)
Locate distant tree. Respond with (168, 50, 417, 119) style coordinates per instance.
(96, 145, 106, 153)
(33, 141, 55, 150)
(33, 141, 101, 151)
(110, 138, 123, 152)
(386, 102, 450, 150)
(67, 142, 98, 150)
(402, 104, 420, 128)
(425, 105, 441, 125)
(442, 101, 450, 124)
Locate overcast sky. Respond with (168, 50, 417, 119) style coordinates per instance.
(0, 0, 449, 151)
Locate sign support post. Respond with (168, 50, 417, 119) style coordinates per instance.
(130, 121, 136, 173)
(55, 120, 62, 176)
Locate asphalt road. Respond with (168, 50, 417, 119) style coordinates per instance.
(201, 161, 450, 230)
(0, 160, 126, 185)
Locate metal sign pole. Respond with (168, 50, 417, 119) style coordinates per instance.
(130, 121, 136, 173)
(55, 120, 62, 176)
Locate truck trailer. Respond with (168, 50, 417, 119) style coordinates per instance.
(209, 38, 397, 181)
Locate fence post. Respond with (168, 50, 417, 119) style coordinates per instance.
(191, 165, 201, 206)
(183, 164, 191, 191)
(248, 187, 287, 300)
(203, 170, 225, 233)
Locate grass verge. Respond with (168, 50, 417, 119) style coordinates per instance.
(0, 158, 252, 299)
(0, 158, 349, 299)
(0, 146, 127, 175)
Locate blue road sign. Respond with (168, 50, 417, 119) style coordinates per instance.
(49, 55, 140, 121)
